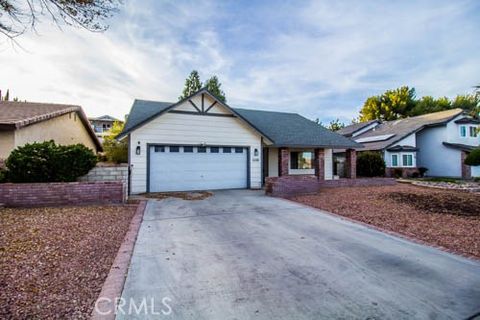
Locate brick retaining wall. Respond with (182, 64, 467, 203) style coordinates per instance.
(0, 181, 124, 207)
(79, 163, 128, 197)
(265, 175, 396, 197)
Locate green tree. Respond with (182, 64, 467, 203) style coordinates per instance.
(1, 89, 20, 101)
(452, 94, 479, 118)
(204, 75, 226, 102)
(179, 70, 203, 100)
(104, 121, 128, 163)
(409, 96, 452, 116)
(359, 86, 416, 122)
(326, 118, 345, 131)
(0, 0, 121, 39)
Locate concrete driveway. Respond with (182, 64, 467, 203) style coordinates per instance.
(118, 190, 480, 320)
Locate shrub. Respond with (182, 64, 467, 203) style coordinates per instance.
(0, 169, 6, 183)
(410, 171, 420, 178)
(393, 168, 403, 178)
(102, 121, 128, 163)
(356, 152, 386, 177)
(464, 148, 480, 166)
(5, 141, 97, 183)
(103, 139, 128, 163)
(418, 167, 428, 178)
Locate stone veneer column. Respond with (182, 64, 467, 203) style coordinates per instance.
(461, 151, 471, 180)
(278, 148, 289, 176)
(314, 148, 325, 180)
(345, 149, 357, 179)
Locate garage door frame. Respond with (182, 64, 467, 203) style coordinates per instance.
(146, 143, 251, 192)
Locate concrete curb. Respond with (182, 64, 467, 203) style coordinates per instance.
(280, 196, 480, 262)
(91, 200, 147, 320)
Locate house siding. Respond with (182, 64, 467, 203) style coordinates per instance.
(129, 101, 263, 194)
(0, 131, 14, 159)
(384, 133, 417, 168)
(416, 125, 462, 177)
(14, 112, 97, 152)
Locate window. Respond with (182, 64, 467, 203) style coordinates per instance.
(198, 147, 207, 153)
(184, 146, 193, 153)
(469, 126, 478, 137)
(460, 126, 467, 137)
(154, 146, 165, 152)
(235, 147, 243, 153)
(210, 147, 219, 153)
(223, 147, 231, 153)
(290, 151, 313, 169)
(402, 154, 413, 167)
(391, 154, 398, 167)
(169, 146, 179, 152)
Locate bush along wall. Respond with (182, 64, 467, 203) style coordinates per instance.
(356, 151, 386, 177)
(4, 141, 97, 183)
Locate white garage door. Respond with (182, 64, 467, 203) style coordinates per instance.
(149, 145, 248, 192)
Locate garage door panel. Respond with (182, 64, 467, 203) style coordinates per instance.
(149, 146, 248, 192)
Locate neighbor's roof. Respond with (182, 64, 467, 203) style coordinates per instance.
(0, 101, 102, 151)
(118, 96, 360, 149)
(337, 120, 379, 137)
(442, 142, 477, 152)
(89, 115, 121, 122)
(351, 108, 464, 151)
(454, 117, 480, 124)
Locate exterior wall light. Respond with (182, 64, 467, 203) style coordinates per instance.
(254, 148, 259, 157)
(136, 145, 141, 155)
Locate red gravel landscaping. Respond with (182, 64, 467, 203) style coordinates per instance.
(0, 205, 137, 319)
(290, 184, 480, 259)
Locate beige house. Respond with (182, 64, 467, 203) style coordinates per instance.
(0, 101, 102, 161)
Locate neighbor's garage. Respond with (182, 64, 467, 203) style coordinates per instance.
(149, 145, 248, 192)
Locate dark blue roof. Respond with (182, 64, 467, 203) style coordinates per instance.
(234, 108, 360, 148)
(118, 98, 360, 148)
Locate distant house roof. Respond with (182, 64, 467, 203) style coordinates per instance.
(118, 90, 360, 149)
(89, 115, 121, 122)
(337, 120, 379, 137)
(0, 101, 102, 151)
(346, 108, 464, 151)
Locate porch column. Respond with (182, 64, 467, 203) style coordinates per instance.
(314, 148, 325, 180)
(345, 149, 357, 179)
(278, 148, 289, 176)
(461, 151, 471, 180)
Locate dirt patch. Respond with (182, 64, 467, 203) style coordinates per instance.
(388, 192, 479, 216)
(140, 191, 212, 201)
(0, 204, 137, 319)
(291, 184, 480, 259)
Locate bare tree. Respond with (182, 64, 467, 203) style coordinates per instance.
(0, 0, 121, 39)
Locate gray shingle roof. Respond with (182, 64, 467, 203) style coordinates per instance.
(234, 108, 360, 148)
(337, 120, 379, 137)
(352, 108, 464, 151)
(118, 98, 360, 149)
(121, 99, 173, 135)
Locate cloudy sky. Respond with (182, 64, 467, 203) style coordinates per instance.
(1, 0, 479, 124)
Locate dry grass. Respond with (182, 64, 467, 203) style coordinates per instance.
(291, 184, 480, 259)
(0, 205, 137, 319)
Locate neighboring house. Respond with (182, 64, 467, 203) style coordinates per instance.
(89, 115, 122, 142)
(117, 88, 360, 194)
(337, 109, 480, 178)
(0, 101, 102, 161)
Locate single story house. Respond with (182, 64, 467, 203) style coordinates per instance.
(0, 101, 102, 161)
(117, 88, 360, 194)
(337, 109, 480, 178)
